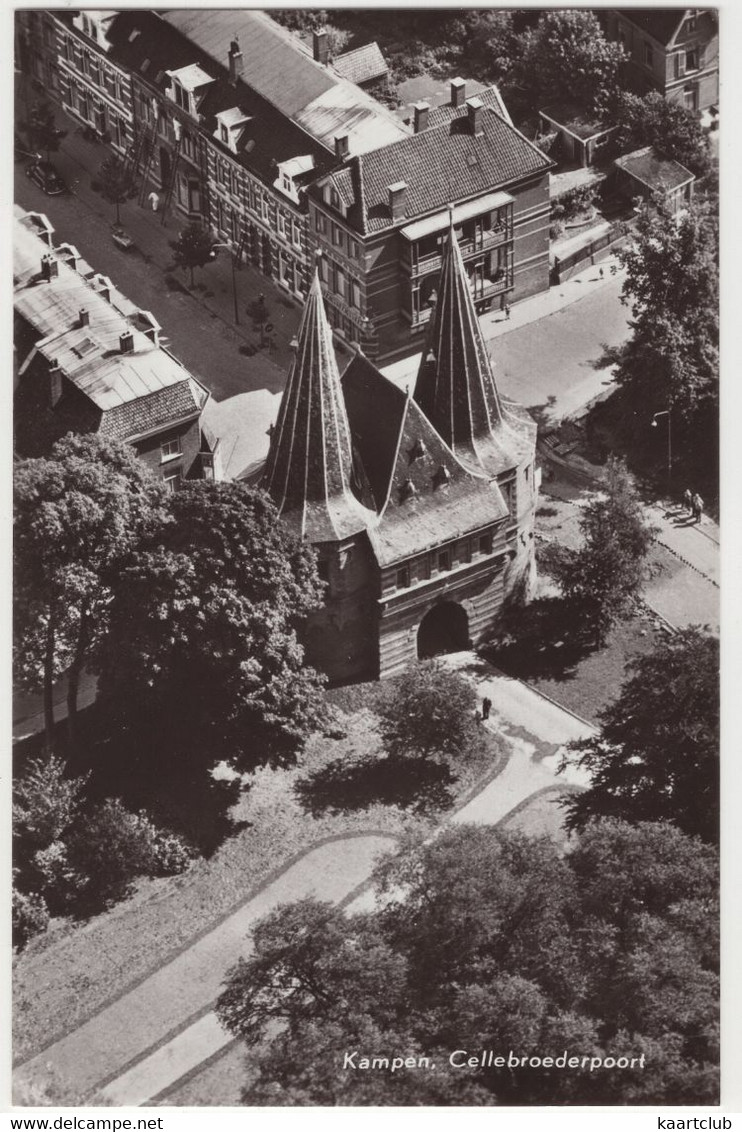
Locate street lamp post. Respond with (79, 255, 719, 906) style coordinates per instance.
(651, 409, 672, 490)
(212, 243, 239, 325)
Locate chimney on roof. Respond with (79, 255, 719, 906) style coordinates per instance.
(228, 37, 243, 85)
(451, 77, 466, 108)
(388, 181, 407, 222)
(334, 133, 349, 161)
(78, 307, 89, 328)
(119, 329, 135, 354)
(467, 96, 484, 137)
(413, 101, 430, 134)
(313, 29, 329, 66)
(41, 253, 58, 281)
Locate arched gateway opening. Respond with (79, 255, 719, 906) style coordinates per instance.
(417, 602, 469, 660)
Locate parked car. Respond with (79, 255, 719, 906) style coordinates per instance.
(25, 161, 66, 196)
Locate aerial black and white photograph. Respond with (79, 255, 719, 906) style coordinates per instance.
(11, 4, 724, 1117)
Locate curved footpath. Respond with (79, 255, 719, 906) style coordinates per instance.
(15, 663, 595, 1107)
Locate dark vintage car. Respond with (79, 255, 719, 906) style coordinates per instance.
(25, 160, 67, 196)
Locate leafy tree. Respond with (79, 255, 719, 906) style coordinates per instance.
(511, 10, 623, 114)
(542, 457, 656, 643)
(613, 200, 718, 426)
(376, 660, 479, 763)
(217, 821, 718, 1105)
(99, 482, 327, 773)
(611, 90, 711, 179)
(13, 755, 89, 851)
(169, 222, 218, 286)
(12, 878, 50, 951)
(66, 798, 192, 908)
(14, 435, 165, 750)
(26, 100, 65, 162)
(560, 628, 719, 843)
(96, 154, 136, 226)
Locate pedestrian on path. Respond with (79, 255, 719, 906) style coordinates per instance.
(147, 190, 159, 213)
(683, 488, 693, 513)
(482, 696, 492, 721)
(692, 493, 704, 524)
(504, 302, 510, 321)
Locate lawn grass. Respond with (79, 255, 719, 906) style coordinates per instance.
(13, 697, 504, 1065)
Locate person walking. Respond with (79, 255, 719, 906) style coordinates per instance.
(504, 302, 511, 321)
(691, 493, 704, 524)
(683, 488, 693, 514)
(482, 696, 492, 721)
(147, 190, 160, 213)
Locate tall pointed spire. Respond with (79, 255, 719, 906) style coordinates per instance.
(262, 272, 373, 541)
(414, 223, 533, 478)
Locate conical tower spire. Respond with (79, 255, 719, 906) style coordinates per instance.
(262, 272, 372, 541)
(414, 222, 532, 477)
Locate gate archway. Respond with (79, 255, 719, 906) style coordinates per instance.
(417, 602, 469, 660)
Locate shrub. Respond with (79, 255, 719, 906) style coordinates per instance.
(13, 885, 50, 950)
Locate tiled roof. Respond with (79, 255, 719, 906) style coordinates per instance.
(426, 85, 509, 129)
(106, 11, 331, 185)
(615, 8, 688, 45)
(332, 42, 388, 86)
(342, 354, 506, 565)
(160, 10, 409, 156)
(262, 273, 375, 542)
(100, 380, 203, 441)
(414, 226, 536, 479)
(615, 146, 695, 192)
(344, 107, 552, 234)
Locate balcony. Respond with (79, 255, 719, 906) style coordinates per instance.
(404, 224, 512, 279)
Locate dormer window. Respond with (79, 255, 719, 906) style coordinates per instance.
(173, 82, 189, 112)
(220, 124, 229, 143)
(166, 64, 215, 119)
(274, 155, 315, 204)
(214, 107, 252, 156)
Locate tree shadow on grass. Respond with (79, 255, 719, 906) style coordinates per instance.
(481, 596, 594, 683)
(295, 753, 456, 817)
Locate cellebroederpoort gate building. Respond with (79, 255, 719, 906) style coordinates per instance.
(261, 223, 538, 682)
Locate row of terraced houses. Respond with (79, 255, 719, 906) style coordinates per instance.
(15, 8, 555, 362)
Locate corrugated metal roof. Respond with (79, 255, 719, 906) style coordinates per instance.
(332, 42, 388, 86)
(161, 9, 408, 156)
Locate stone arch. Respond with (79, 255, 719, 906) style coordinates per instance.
(417, 601, 470, 660)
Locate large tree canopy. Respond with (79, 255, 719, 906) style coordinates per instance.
(611, 90, 712, 180)
(14, 435, 165, 748)
(376, 661, 479, 763)
(512, 10, 623, 113)
(560, 628, 719, 843)
(542, 457, 656, 642)
(99, 482, 327, 771)
(216, 820, 718, 1106)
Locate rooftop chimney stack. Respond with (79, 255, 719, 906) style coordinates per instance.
(228, 37, 244, 84)
(41, 253, 58, 281)
(467, 96, 484, 137)
(388, 181, 407, 222)
(313, 29, 329, 66)
(451, 77, 466, 108)
(78, 307, 89, 328)
(413, 101, 431, 133)
(49, 359, 62, 407)
(334, 133, 349, 161)
(119, 329, 135, 354)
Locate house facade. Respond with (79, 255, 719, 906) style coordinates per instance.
(262, 223, 539, 682)
(17, 10, 553, 363)
(14, 207, 212, 487)
(309, 83, 554, 361)
(604, 8, 719, 112)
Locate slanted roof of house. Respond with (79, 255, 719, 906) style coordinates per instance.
(332, 41, 388, 86)
(342, 353, 506, 566)
(615, 145, 695, 192)
(615, 8, 688, 45)
(340, 106, 552, 235)
(261, 273, 375, 543)
(414, 225, 536, 479)
(426, 84, 510, 129)
(160, 10, 409, 156)
(539, 100, 614, 141)
(14, 210, 207, 442)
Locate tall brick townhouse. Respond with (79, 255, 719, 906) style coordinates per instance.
(262, 222, 538, 682)
(15, 10, 553, 362)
